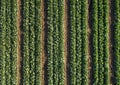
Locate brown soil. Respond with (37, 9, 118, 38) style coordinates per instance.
(109, 0, 115, 84)
(17, 0, 22, 85)
(64, 0, 68, 85)
(88, 0, 93, 85)
(41, 0, 47, 85)
(88, 0, 92, 85)
(109, 11, 113, 85)
(42, 1, 49, 85)
(108, 0, 112, 84)
(65, 0, 71, 85)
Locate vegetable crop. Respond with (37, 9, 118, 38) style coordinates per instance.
(29, 0, 35, 84)
(112, 0, 120, 85)
(0, 1, 6, 85)
(53, 0, 59, 85)
(21, 0, 30, 84)
(69, 0, 76, 85)
(34, 0, 41, 84)
(69, 0, 88, 85)
(76, 0, 82, 85)
(10, 0, 17, 84)
(46, 0, 54, 85)
(0, 0, 119, 85)
(81, 0, 88, 84)
(21, 0, 41, 85)
(91, 0, 98, 84)
(98, 0, 104, 84)
(46, 0, 64, 85)
(5, 0, 11, 84)
(58, 0, 64, 85)
(0, 1, 17, 85)
(103, 0, 109, 84)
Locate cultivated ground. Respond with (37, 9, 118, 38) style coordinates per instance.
(16, 0, 117, 85)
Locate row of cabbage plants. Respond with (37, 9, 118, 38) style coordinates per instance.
(69, 0, 88, 85)
(47, 0, 64, 85)
(21, 0, 41, 85)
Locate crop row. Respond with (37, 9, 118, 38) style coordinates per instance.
(58, 0, 64, 84)
(98, 0, 104, 84)
(91, 0, 98, 84)
(0, 1, 17, 85)
(81, 0, 88, 85)
(103, 0, 109, 84)
(21, 0, 30, 84)
(99, 0, 109, 84)
(47, 0, 54, 85)
(10, 0, 17, 84)
(47, 0, 64, 85)
(5, 0, 11, 84)
(97, 0, 109, 84)
(69, 0, 88, 85)
(113, 0, 120, 85)
(76, 0, 82, 85)
(69, 0, 76, 85)
(0, 1, 6, 85)
(53, 0, 59, 85)
(21, 0, 41, 85)
(34, 0, 41, 84)
(29, 0, 35, 84)
(91, 0, 110, 84)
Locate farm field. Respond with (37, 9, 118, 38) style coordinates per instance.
(0, 0, 119, 85)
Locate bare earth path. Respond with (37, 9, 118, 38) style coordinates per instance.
(41, 0, 46, 85)
(64, 0, 68, 85)
(88, 0, 92, 85)
(17, 0, 22, 85)
(109, 0, 114, 84)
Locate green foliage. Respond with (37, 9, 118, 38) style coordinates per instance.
(58, 0, 64, 85)
(103, 0, 109, 84)
(76, 0, 82, 85)
(29, 0, 35, 84)
(0, 1, 17, 85)
(0, 1, 6, 85)
(91, 0, 98, 84)
(21, 0, 42, 85)
(47, 0, 64, 85)
(53, 0, 59, 85)
(69, 0, 76, 85)
(5, 0, 11, 84)
(69, 1, 88, 85)
(34, 0, 41, 84)
(0, 0, 119, 85)
(98, 0, 104, 85)
(81, 0, 88, 85)
(47, 0, 54, 85)
(21, 0, 30, 85)
(10, 0, 17, 84)
(97, 0, 109, 85)
(113, 0, 120, 85)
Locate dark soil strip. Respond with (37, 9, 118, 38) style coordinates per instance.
(64, 0, 68, 85)
(17, 0, 22, 85)
(88, 0, 92, 85)
(88, 0, 93, 85)
(109, 0, 116, 84)
(66, 0, 70, 84)
(43, 0, 48, 85)
(19, 2, 23, 85)
(109, 0, 113, 84)
(41, 0, 47, 85)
